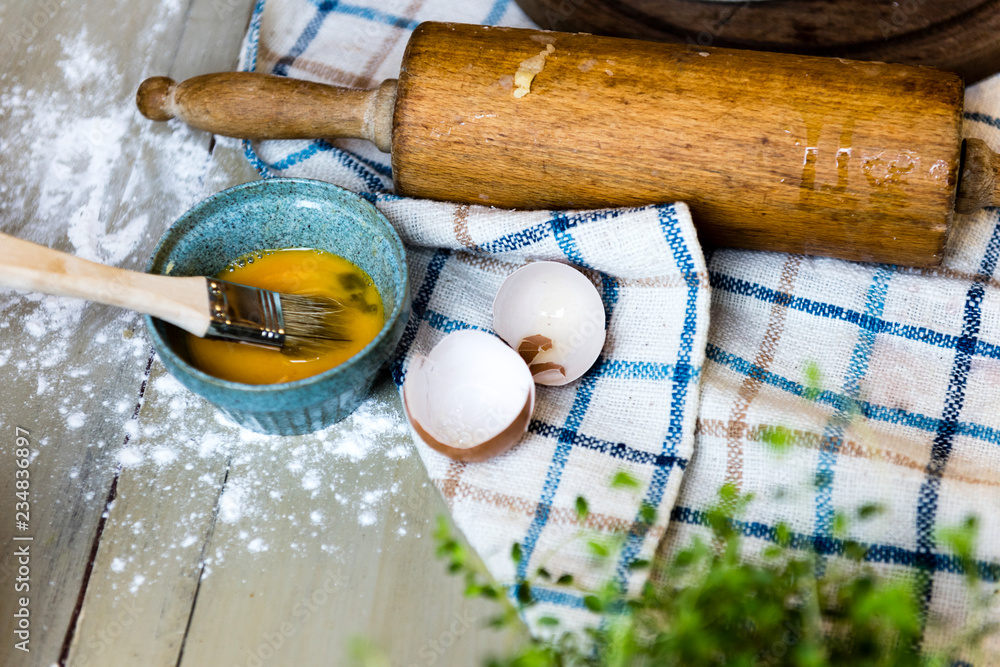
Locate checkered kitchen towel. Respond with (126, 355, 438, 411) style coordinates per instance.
(237, 0, 710, 634)
(236, 0, 1000, 651)
(663, 76, 1000, 658)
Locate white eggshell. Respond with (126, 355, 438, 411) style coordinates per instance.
(402, 330, 535, 462)
(492, 261, 606, 386)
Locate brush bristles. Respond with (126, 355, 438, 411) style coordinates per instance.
(279, 293, 351, 355)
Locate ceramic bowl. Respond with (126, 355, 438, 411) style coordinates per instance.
(145, 178, 410, 436)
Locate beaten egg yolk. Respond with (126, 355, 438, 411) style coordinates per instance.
(185, 248, 384, 385)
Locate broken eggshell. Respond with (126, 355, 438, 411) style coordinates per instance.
(492, 261, 607, 386)
(402, 330, 535, 463)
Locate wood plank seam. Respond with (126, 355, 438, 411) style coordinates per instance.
(58, 347, 155, 665)
(174, 460, 233, 667)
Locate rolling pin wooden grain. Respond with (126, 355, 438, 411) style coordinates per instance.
(137, 22, 1000, 267)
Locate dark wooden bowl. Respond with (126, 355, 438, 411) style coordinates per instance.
(514, 0, 1000, 83)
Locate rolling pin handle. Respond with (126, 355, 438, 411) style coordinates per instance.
(134, 72, 396, 153)
(136, 76, 177, 122)
(955, 138, 1000, 214)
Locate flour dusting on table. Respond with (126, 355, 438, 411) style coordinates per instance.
(107, 365, 419, 579)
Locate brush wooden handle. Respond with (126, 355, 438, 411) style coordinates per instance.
(136, 72, 396, 152)
(0, 232, 211, 336)
(137, 22, 1000, 267)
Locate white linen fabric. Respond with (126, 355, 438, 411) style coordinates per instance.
(235, 0, 1000, 654)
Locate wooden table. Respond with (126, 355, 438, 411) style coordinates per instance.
(0, 2, 522, 665)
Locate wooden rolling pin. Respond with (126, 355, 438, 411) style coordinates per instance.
(137, 22, 1000, 266)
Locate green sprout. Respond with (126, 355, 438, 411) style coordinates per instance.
(423, 483, 998, 667)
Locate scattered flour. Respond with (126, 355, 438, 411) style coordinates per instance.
(301, 469, 321, 491)
(219, 482, 249, 524)
(119, 367, 421, 570)
(1, 17, 215, 459)
(118, 447, 144, 467)
(3, 13, 431, 603)
(56, 29, 106, 88)
(151, 446, 177, 465)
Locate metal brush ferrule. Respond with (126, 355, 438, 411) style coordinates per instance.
(204, 278, 286, 349)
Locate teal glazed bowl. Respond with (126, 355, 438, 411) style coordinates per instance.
(145, 178, 410, 436)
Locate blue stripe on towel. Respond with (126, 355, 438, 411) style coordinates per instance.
(391, 250, 451, 386)
(529, 421, 689, 469)
(613, 204, 702, 587)
(302, 0, 419, 29)
(332, 3, 419, 29)
(503, 583, 588, 610)
(477, 208, 647, 255)
(710, 272, 1000, 361)
(516, 366, 603, 583)
(483, 0, 512, 25)
(599, 273, 619, 328)
(273, 1, 339, 77)
(243, 0, 266, 71)
(549, 213, 593, 268)
(964, 111, 1000, 130)
(240, 0, 270, 176)
(422, 309, 490, 335)
(263, 140, 387, 192)
(596, 358, 698, 383)
(243, 140, 275, 179)
(915, 213, 1000, 631)
(706, 343, 1000, 448)
(525, 585, 587, 609)
(671, 506, 1000, 582)
(813, 268, 892, 559)
(265, 139, 392, 178)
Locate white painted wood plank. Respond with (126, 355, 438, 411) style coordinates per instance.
(2, 0, 527, 664)
(64, 363, 231, 667)
(0, 0, 252, 664)
(176, 379, 523, 667)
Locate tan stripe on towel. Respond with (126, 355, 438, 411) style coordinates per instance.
(431, 478, 668, 540)
(616, 273, 711, 290)
(257, 0, 423, 86)
(897, 263, 1000, 292)
(438, 460, 467, 510)
(702, 418, 1000, 489)
(723, 255, 803, 493)
(452, 205, 478, 250)
(454, 252, 527, 274)
(258, 41, 363, 85)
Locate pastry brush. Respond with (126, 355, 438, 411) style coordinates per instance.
(0, 232, 349, 355)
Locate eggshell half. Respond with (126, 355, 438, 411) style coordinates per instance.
(492, 261, 607, 386)
(402, 330, 535, 462)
